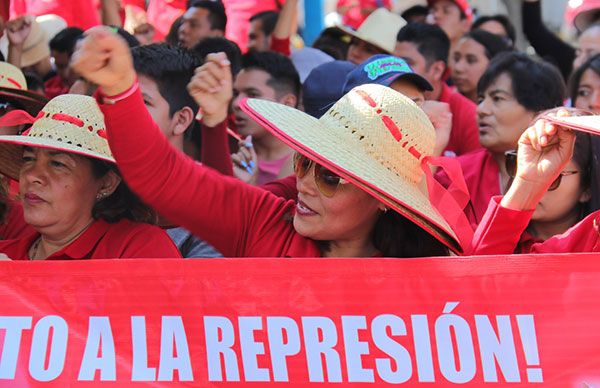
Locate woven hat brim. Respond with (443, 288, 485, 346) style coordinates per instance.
(335, 25, 394, 54)
(242, 98, 461, 254)
(0, 136, 115, 181)
(0, 88, 48, 115)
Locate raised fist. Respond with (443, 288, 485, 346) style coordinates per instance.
(187, 52, 232, 126)
(70, 26, 136, 96)
(6, 16, 33, 46)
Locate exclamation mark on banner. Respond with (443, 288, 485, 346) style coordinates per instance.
(516, 315, 543, 383)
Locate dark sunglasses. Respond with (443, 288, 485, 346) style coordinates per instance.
(505, 150, 579, 191)
(294, 153, 347, 197)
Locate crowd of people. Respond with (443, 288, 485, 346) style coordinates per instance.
(0, 0, 599, 260)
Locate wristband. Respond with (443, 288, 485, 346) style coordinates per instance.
(99, 80, 139, 105)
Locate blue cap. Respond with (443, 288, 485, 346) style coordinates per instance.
(302, 60, 356, 118)
(343, 54, 433, 94)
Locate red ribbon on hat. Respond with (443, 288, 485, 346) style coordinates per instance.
(421, 156, 474, 252)
(0, 109, 87, 129)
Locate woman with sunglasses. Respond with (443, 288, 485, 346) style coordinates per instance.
(436, 52, 565, 226)
(504, 127, 595, 252)
(471, 110, 600, 254)
(72, 29, 469, 258)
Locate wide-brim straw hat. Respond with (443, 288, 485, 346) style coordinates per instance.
(0, 62, 48, 116)
(240, 83, 463, 253)
(0, 94, 114, 180)
(336, 8, 406, 54)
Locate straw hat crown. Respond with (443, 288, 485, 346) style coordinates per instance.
(339, 8, 406, 53)
(26, 94, 110, 157)
(319, 84, 434, 185)
(0, 62, 28, 91)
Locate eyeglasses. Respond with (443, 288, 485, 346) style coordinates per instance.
(505, 150, 579, 191)
(294, 153, 348, 197)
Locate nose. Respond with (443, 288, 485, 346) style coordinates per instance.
(20, 159, 47, 186)
(476, 97, 491, 118)
(295, 165, 318, 196)
(231, 92, 244, 111)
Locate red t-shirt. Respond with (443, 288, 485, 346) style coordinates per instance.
(221, 0, 282, 52)
(0, 201, 34, 240)
(1, 218, 181, 260)
(438, 83, 481, 157)
(337, 0, 392, 30)
(44, 75, 69, 99)
(435, 148, 501, 227)
(10, 0, 100, 30)
(470, 196, 600, 254)
(146, 0, 187, 42)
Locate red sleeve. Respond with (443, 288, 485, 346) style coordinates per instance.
(98, 86, 295, 257)
(200, 120, 234, 176)
(469, 196, 532, 255)
(270, 36, 291, 57)
(527, 212, 600, 253)
(261, 174, 298, 201)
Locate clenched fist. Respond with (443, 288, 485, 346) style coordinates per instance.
(70, 26, 136, 96)
(187, 52, 232, 126)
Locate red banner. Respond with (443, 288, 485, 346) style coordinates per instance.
(0, 254, 599, 386)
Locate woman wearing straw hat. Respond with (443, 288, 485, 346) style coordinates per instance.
(72, 28, 472, 258)
(0, 94, 181, 260)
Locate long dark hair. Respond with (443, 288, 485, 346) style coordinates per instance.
(90, 159, 157, 224)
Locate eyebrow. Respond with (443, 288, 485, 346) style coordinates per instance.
(488, 88, 512, 97)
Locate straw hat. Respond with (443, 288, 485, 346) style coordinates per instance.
(0, 62, 48, 115)
(336, 8, 406, 54)
(0, 94, 113, 180)
(36, 14, 68, 41)
(240, 83, 461, 252)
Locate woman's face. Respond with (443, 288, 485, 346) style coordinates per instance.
(477, 72, 535, 154)
(532, 160, 589, 223)
(451, 37, 490, 100)
(574, 68, 600, 114)
(573, 25, 600, 70)
(19, 147, 109, 235)
(293, 162, 382, 244)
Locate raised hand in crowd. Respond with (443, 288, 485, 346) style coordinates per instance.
(231, 135, 259, 185)
(6, 16, 33, 47)
(501, 109, 576, 211)
(187, 52, 232, 126)
(421, 100, 452, 157)
(70, 26, 136, 97)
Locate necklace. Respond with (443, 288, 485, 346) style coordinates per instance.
(29, 219, 95, 260)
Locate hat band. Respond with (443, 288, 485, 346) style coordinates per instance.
(0, 76, 24, 90)
(0, 109, 87, 129)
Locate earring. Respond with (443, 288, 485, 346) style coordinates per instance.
(382, 206, 389, 213)
(96, 192, 108, 201)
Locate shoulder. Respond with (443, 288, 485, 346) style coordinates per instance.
(103, 220, 181, 258)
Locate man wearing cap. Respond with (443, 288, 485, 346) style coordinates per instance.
(426, 0, 472, 53)
(337, 8, 406, 65)
(395, 22, 480, 157)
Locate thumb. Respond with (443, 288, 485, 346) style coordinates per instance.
(206, 52, 231, 68)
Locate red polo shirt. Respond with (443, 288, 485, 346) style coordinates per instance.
(435, 148, 501, 226)
(0, 218, 181, 260)
(439, 83, 481, 157)
(470, 196, 600, 254)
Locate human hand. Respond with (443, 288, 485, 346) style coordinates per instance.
(231, 136, 258, 185)
(6, 16, 33, 46)
(422, 100, 452, 157)
(70, 26, 136, 96)
(187, 52, 232, 127)
(134, 23, 155, 45)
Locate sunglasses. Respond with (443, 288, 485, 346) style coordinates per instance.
(505, 150, 579, 191)
(294, 153, 348, 197)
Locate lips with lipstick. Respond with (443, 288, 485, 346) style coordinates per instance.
(23, 192, 46, 205)
(295, 200, 318, 216)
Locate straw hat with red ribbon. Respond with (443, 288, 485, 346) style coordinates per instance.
(0, 94, 113, 180)
(0, 62, 47, 116)
(241, 84, 473, 254)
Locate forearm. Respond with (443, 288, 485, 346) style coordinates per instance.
(272, 0, 298, 40)
(7, 44, 23, 68)
(200, 119, 234, 176)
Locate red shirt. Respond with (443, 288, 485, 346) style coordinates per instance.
(98, 87, 322, 258)
(10, 0, 100, 30)
(146, 0, 187, 42)
(470, 196, 600, 254)
(435, 148, 501, 226)
(44, 75, 69, 100)
(0, 218, 181, 260)
(337, 0, 392, 30)
(221, 0, 282, 52)
(0, 201, 34, 240)
(438, 83, 481, 157)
